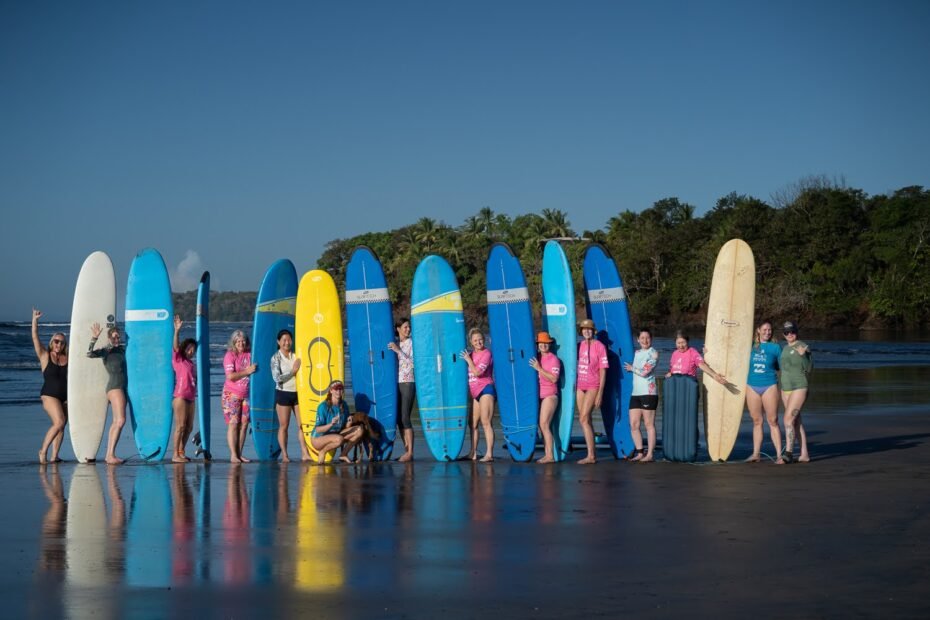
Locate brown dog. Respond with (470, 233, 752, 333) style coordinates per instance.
(340, 412, 381, 462)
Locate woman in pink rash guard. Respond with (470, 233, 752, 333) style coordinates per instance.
(223, 330, 257, 463)
(171, 315, 197, 462)
(529, 331, 560, 463)
(462, 328, 496, 462)
(575, 318, 608, 465)
(665, 330, 728, 384)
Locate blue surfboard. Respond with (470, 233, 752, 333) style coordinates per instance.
(662, 374, 700, 462)
(411, 255, 468, 461)
(541, 241, 577, 461)
(195, 271, 212, 460)
(583, 243, 636, 458)
(346, 246, 398, 461)
(125, 248, 174, 461)
(250, 259, 298, 461)
(126, 466, 172, 587)
(486, 242, 538, 462)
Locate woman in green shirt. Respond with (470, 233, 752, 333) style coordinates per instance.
(779, 321, 812, 463)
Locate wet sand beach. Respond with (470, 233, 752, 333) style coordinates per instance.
(6, 408, 929, 619)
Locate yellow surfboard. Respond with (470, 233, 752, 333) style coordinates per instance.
(295, 269, 344, 462)
(703, 239, 755, 462)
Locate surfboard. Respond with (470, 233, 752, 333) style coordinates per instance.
(68, 251, 116, 462)
(295, 269, 344, 462)
(703, 238, 755, 462)
(126, 466, 172, 587)
(583, 243, 636, 458)
(662, 374, 700, 462)
(250, 259, 298, 461)
(194, 271, 212, 460)
(345, 246, 398, 461)
(541, 241, 577, 461)
(410, 255, 468, 461)
(125, 248, 174, 461)
(486, 242, 538, 461)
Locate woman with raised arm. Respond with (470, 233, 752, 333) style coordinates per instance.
(32, 308, 68, 464)
(171, 315, 197, 462)
(87, 322, 128, 464)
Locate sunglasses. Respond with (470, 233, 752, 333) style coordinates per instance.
(783, 331, 797, 336)
(51, 339, 64, 344)
(331, 386, 344, 391)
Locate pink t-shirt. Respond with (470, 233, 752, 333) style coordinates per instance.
(172, 350, 197, 400)
(669, 347, 703, 377)
(223, 351, 252, 398)
(537, 352, 561, 399)
(467, 348, 494, 399)
(576, 339, 609, 390)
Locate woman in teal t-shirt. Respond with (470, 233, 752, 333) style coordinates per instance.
(779, 321, 812, 463)
(745, 320, 784, 464)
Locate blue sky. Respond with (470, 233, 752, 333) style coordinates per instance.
(2, 1, 928, 319)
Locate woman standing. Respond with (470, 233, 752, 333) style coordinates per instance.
(780, 321, 812, 463)
(271, 329, 308, 462)
(387, 317, 416, 462)
(32, 308, 68, 464)
(223, 330, 256, 463)
(462, 328, 495, 462)
(171, 315, 197, 463)
(745, 320, 784, 464)
(529, 331, 560, 463)
(576, 318, 608, 465)
(87, 322, 128, 464)
(624, 329, 659, 462)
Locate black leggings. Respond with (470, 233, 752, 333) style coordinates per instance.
(397, 382, 416, 430)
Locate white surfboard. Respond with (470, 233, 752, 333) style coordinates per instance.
(68, 251, 117, 462)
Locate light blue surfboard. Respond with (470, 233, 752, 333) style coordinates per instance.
(250, 259, 298, 461)
(486, 242, 538, 462)
(411, 255, 468, 461)
(195, 271, 212, 460)
(125, 248, 174, 461)
(126, 466, 172, 587)
(583, 243, 636, 458)
(346, 246, 398, 461)
(541, 241, 577, 461)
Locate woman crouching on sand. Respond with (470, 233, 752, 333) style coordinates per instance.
(576, 319, 608, 465)
(625, 328, 659, 462)
(780, 321, 812, 463)
(463, 328, 496, 462)
(223, 330, 256, 463)
(529, 331, 561, 463)
(88, 322, 128, 464)
(32, 308, 68, 464)
(310, 380, 362, 464)
(745, 320, 784, 464)
(171, 315, 197, 462)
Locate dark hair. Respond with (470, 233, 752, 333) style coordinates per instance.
(674, 330, 689, 343)
(638, 328, 652, 338)
(395, 317, 410, 330)
(276, 329, 293, 342)
(180, 338, 197, 358)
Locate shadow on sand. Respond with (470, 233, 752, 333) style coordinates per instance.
(811, 432, 930, 461)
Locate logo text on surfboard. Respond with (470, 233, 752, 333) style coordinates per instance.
(125, 309, 170, 321)
(487, 287, 529, 304)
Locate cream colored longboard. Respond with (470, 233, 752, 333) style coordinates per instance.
(295, 270, 344, 462)
(703, 239, 755, 462)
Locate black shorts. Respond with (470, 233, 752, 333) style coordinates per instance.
(629, 395, 658, 411)
(275, 389, 299, 407)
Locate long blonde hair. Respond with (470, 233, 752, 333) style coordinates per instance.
(753, 320, 772, 350)
(47, 332, 68, 357)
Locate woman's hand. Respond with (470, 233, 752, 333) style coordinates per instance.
(32, 308, 42, 323)
(292, 357, 301, 372)
(248, 363, 258, 375)
(387, 342, 400, 354)
(460, 349, 471, 363)
(91, 322, 102, 339)
(528, 358, 540, 371)
(715, 373, 728, 385)
(174, 315, 182, 331)
(623, 362, 634, 373)
(796, 344, 809, 356)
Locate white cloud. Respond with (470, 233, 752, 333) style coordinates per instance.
(171, 250, 208, 292)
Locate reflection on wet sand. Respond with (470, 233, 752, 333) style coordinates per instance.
(127, 466, 172, 587)
(223, 465, 251, 585)
(296, 465, 345, 592)
(171, 466, 196, 586)
(65, 466, 110, 620)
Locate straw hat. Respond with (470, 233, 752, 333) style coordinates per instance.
(578, 318, 596, 332)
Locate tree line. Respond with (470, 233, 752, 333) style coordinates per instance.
(191, 180, 930, 330)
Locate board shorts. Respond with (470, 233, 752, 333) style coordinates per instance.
(397, 382, 416, 430)
(275, 389, 299, 407)
(475, 384, 496, 400)
(629, 395, 658, 410)
(222, 390, 250, 424)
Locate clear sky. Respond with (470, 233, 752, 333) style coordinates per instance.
(2, 0, 928, 319)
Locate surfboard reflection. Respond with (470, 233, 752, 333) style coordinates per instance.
(295, 465, 345, 592)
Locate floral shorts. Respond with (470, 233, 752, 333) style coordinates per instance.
(222, 390, 250, 424)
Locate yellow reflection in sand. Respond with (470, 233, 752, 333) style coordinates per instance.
(295, 465, 344, 592)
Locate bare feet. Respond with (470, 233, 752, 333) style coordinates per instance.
(744, 454, 761, 463)
(38, 450, 47, 465)
(798, 454, 810, 463)
(239, 456, 251, 463)
(469, 453, 478, 461)
(480, 455, 494, 463)
(398, 452, 413, 463)
(106, 456, 124, 465)
(281, 454, 291, 463)
(630, 451, 643, 462)
(301, 455, 313, 462)
(640, 454, 654, 463)
(230, 456, 242, 463)
(775, 458, 785, 465)
(578, 456, 596, 465)
(536, 456, 554, 464)
(339, 456, 352, 463)
(172, 454, 190, 463)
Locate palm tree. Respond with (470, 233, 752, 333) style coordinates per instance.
(541, 208, 573, 238)
(415, 217, 439, 253)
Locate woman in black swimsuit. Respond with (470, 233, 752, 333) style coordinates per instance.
(32, 308, 68, 464)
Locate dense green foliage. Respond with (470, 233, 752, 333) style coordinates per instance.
(173, 290, 257, 322)
(194, 182, 930, 329)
